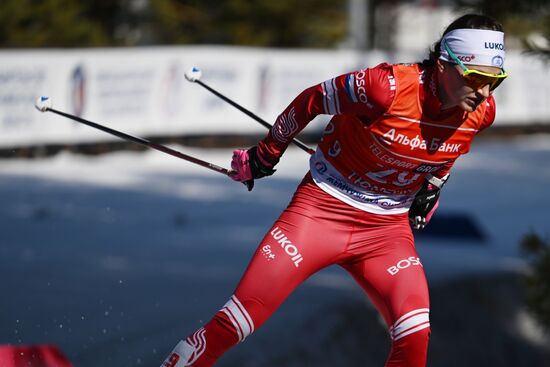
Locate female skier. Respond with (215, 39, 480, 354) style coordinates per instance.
(161, 13, 507, 367)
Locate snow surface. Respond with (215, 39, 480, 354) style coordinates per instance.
(0, 135, 549, 366)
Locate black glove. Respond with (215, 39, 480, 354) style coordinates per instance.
(409, 174, 448, 230)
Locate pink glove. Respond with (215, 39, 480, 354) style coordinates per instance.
(229, 149, 253, 183)
(229, 147, 277, 191)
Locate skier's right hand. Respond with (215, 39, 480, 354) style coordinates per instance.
(229, 146, 277, 191)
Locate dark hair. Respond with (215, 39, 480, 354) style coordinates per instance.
(422, 14, 504, 67)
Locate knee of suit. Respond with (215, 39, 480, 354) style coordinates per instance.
(389, 308, 430, 342)
(392, 325, 430, 345)
(217, 295, 256, 343)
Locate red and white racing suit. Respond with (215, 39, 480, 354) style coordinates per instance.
(162, 63, 496, 367)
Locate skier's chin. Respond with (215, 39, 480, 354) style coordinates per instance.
(458, 98, 480, 113)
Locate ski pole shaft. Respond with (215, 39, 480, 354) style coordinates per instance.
(185, 68, 315, 155)
(44, 107, 231, 176)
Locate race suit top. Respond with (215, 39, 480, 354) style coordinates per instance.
(257, 63, 496, 214)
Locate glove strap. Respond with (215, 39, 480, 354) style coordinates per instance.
(426, 173, 449, 190)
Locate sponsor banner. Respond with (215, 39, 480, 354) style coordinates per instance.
(0, 47, 547, 148)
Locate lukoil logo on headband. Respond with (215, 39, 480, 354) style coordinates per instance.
(484, 42, 505, 50)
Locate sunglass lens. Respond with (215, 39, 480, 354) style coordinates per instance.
(465, 74, 503, 91)
(489, 77, 505, 90)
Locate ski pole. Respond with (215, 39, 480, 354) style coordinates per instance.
(34, 96, 231, 176)
(184, 67, 315, 155)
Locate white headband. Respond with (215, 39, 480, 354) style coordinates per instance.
(439, 28, 505, 68)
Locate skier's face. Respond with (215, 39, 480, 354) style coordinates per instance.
(437, 61, 502, 112)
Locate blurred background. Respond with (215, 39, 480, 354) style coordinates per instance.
(0, 1, 549, 366)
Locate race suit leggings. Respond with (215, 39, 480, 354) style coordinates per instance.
(161, 174, 430, 367)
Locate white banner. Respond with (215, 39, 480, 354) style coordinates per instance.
(0, 47, 547, 148)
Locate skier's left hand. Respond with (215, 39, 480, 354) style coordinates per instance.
(229, 146, 277, 191)
(409, 197, 439, 230)
(408, 174, 447, 230)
